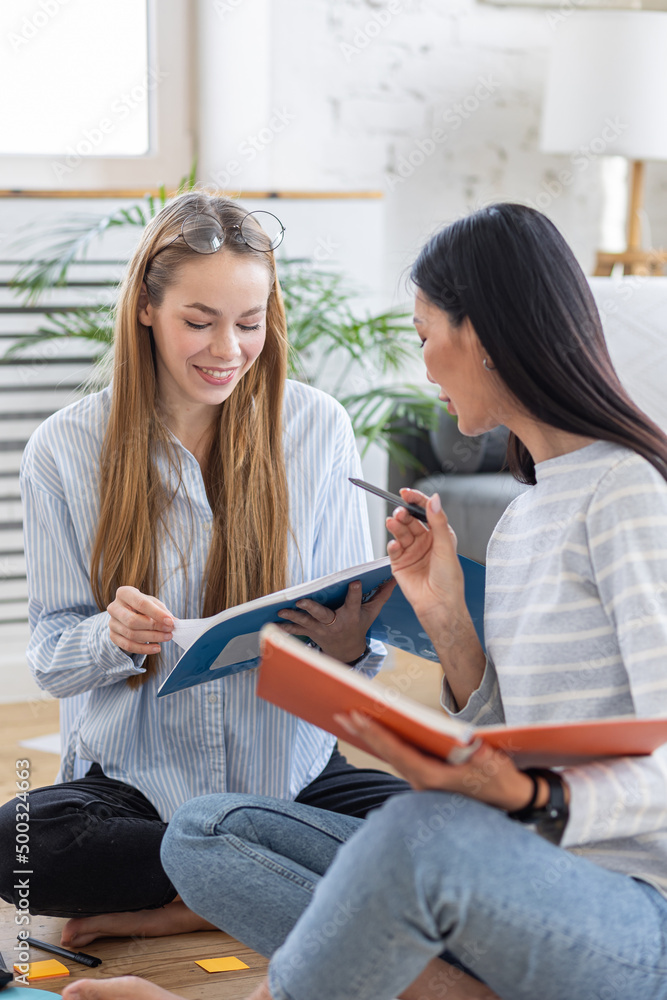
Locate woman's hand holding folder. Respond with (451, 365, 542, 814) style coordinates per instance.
(275, 577, 396, 665)
(335, 710, 546, 814)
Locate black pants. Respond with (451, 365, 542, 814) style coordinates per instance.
(0, 748, 408, 918)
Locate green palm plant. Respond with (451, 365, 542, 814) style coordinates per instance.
(278, 261, 444, 469)
(4, 171, 443, 471)
(9, 163, 198, 304)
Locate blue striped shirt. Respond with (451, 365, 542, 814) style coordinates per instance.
(20, 380, 383, 820)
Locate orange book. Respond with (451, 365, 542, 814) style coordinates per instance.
(257, 625, 667, 768)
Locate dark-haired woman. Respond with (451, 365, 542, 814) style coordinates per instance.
(64, 203, 667, 1000)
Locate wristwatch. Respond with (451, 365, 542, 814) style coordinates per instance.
(347, 643, 371, 666)
(508, 767, 569, 845)
(305, 641, 370, 667)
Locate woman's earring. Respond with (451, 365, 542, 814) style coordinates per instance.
(482, 357, 496, 371)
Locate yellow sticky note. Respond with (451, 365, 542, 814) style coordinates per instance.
(196, 956, 250, 973)
(14, 959, 70, 980)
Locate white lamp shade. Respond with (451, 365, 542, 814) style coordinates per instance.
(540, 11, 667, 161)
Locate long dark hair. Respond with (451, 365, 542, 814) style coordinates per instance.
(411, 203, 667, 485)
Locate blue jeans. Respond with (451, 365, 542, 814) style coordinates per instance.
(162, 791, 667, 1000)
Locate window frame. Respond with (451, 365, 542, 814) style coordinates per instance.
(0, 0, 194, 191)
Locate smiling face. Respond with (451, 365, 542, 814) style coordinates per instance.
(138, 250, 272, 426)
(413, 290, 511, 437)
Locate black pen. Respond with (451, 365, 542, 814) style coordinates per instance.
(22, 936, 102, 968)
(348, 478, 429, 524)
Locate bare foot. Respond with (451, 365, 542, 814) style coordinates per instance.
(399, 956, 500, 1000)
(62, 975, 184, 1000)
(61, 900, 215, 948)
(61, 976, 275, 1000)
(247, 980, 273, 1000)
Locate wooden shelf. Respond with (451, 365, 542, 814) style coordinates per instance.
(0, 189, 384, 200)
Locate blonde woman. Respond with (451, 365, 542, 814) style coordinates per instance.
(0, 193, 400, 940)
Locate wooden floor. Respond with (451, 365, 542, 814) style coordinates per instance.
(0, 699, 61, 806)
(0, 904, 269, 999)
(0, 651, 442, 997)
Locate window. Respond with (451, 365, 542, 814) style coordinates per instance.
(0, 0, 193, 190)
(0, 1, 150, 157)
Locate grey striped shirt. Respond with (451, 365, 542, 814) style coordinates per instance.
(447, 440, 667, 896)
(21, 379, 383, 820)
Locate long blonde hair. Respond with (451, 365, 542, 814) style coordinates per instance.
(90, 193, 290, 685)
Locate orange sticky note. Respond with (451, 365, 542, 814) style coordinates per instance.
(196, 957, 249, 973)
(14, 959, 70, 980)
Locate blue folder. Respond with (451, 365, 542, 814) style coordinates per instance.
(158, 555, 485, 697)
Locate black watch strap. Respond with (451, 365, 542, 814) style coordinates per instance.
(347, 643, 371, 666)
(508, 767, 569, 845)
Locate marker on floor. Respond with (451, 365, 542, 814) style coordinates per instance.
(22, 937, 102, 968)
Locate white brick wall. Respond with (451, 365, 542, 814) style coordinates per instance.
(205, 0, 667, 298)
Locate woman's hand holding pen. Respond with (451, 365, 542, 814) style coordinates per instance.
(387, 488, 486, 711)
(386, 488, 463, 634)
(275, 577, 396, 665)
(108, 586, 174, 656)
